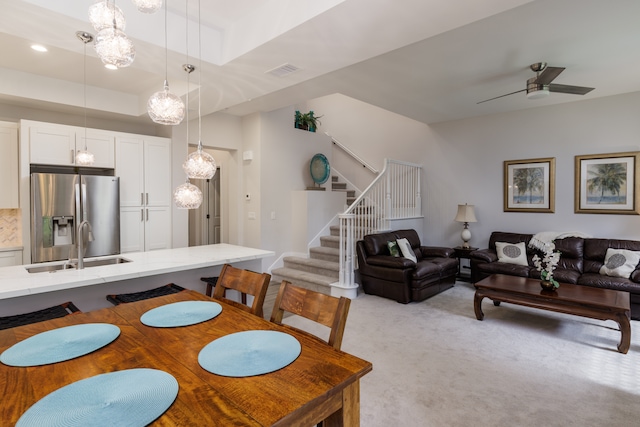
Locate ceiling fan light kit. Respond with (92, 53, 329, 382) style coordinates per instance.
(478, 62, 594, 104)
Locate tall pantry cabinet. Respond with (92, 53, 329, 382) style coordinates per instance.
(116, 136, 172, 253)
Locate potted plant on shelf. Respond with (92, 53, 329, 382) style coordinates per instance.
(294, 110, 322, 132)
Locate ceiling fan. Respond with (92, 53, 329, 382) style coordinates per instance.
(477, 62, 595, 104)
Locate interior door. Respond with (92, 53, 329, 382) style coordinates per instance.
(189, 167, 221, 246)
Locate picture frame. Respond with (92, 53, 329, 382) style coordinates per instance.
(574, 151, 640, 215)
(504, 157, 555, 213)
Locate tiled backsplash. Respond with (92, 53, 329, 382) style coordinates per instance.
(0, 209, 22, 247)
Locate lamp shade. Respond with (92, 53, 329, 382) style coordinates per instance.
(454, 204, 477, 223)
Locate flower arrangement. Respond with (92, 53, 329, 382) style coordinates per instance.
(532, 246, 561, 289)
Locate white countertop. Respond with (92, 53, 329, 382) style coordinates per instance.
(0, 244, 274, 300)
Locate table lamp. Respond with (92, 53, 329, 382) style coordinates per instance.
(454, 204, 477, 248)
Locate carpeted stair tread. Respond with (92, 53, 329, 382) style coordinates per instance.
(271, 267, 333, 295)
(283, 256, 339, 278)
(309, 246, 340, 262)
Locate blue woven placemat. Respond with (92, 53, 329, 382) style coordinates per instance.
(16, 368, 179, 427)
(198, 330, 301, 377)
(140, 301, 222, 328)
(1, 323, 121, 367)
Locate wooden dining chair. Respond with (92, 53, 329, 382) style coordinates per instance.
(270, 281, 351, 350)
(212, 264, 271, 317)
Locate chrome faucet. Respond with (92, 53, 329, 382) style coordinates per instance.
(77, 220, 94, 269)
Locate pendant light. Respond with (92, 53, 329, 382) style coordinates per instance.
(75, 31, 95, 166)
(173, 0, 201, 209)
(93, 0, 135, 69)
(131, 0, 162, 13)
(88, 0, 126, 32)
(147, 0, 184, 125)
(182, 0, 216, 179)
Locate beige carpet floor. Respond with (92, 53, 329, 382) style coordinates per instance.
(284, 281, 640, 427)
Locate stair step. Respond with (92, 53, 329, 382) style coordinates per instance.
(320, 235, 340, 249)
(271, 267, 333, 295)
(309, 246, 340, 262)
(332, 182, 347, 190)
(283, 256, 339, 279)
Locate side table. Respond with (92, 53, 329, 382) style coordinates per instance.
(453, 246, 478, 282)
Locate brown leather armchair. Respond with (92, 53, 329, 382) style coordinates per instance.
(356, 229, 457, 303)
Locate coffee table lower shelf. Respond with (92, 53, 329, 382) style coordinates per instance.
(474, 274, 631, 354)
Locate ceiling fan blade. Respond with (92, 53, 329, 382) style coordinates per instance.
(477, 89, 526, 104)
(548, 84, 595, 95)
(535, 66, 565, 85)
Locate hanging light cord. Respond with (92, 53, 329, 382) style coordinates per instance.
(185, 0, 190, 143)
(164, 0, 169, 86)
(83, 38, 88, 150)
(197, 0, 203, 151)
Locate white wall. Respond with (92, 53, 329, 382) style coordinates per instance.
(427, 91, 640, 248)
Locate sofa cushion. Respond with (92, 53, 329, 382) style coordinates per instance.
(578, 272, 640, 293)
(363, 232, 397, 256)
(387, 241, 400, 257)
(584, 238, 640, 276)
(397, 238, 417, 263)
(495, 242, 528, 266)
(477, 260, 531, 277)
(600, 248, 640, 279)
(489, 232, 533, 252)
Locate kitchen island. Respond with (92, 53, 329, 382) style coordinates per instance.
(0, 244, 274, 316)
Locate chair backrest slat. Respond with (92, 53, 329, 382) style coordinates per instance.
(212, 264, 271, 317)
(270, 281, 351, 350)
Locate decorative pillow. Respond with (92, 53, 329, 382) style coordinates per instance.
(387, 241, 400, 257)
(396, 238, 417, 263)
(495, 241, 528, 266)
(600, 248, 640, 279)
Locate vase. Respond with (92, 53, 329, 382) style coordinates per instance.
(540, 280, 555, 291)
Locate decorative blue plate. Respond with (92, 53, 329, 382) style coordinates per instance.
(198, 330, 301, 377)
(0, 323, 120, 367)
(16, 368, 179, 427)
(310, 153, 330, 185)
(140, 301, 222, 328)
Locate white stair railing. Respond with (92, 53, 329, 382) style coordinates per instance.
(332, 159, 422, 298)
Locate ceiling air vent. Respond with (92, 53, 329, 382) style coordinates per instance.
(266, 63, 301, 77)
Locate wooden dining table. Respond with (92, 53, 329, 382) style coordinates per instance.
(0, 290, 372, 426)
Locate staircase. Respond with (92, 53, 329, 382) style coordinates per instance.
(270, 176, 355, 295)
(271, 225, 341, 295)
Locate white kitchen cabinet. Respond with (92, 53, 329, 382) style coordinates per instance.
(116, 136, 172, 253)
(0, 121, 19, 208)
(0, 249, 22, 267)
(26, 121, 114, 168)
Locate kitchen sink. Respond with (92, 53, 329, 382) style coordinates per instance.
(25, 256, 132, 273)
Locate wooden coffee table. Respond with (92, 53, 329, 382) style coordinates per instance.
(474, 274, 631, 354)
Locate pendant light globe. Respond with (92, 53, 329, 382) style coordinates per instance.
(94, 26, 136, 68)
(147, 81, 185, 125)
(132, 0, 162, 13)
(76, 150, 96, 166)
(89, 0, 126, 31)
(173, 179, 203, 209)
(183, 145, 216, 179)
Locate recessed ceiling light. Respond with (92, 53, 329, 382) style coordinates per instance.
(31, 44, 48, 52)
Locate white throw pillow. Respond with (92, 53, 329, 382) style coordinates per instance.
(495, 241, 528, 266)
(600, 248, 640, 279)
(396, 238, 417, 263)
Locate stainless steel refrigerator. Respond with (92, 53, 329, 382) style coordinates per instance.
(31, 173, 120, 263)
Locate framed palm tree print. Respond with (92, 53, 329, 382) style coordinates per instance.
(575, 151, 640, 214)
(504, 157, 555, 213)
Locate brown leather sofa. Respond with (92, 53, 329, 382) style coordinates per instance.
(356, 229, 457, 303)
(470, 231, 640, 320)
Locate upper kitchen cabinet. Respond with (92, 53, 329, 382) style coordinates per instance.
(0, 121, 19, 208)
(23, 120, 115, 168)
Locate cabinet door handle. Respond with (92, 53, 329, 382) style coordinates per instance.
(141, 193, 144, 205)
(141, 209, 144, 221)
(71, 149, 75, 164)
(146, 208, 149, 221)
(146, 193, 149, 205)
